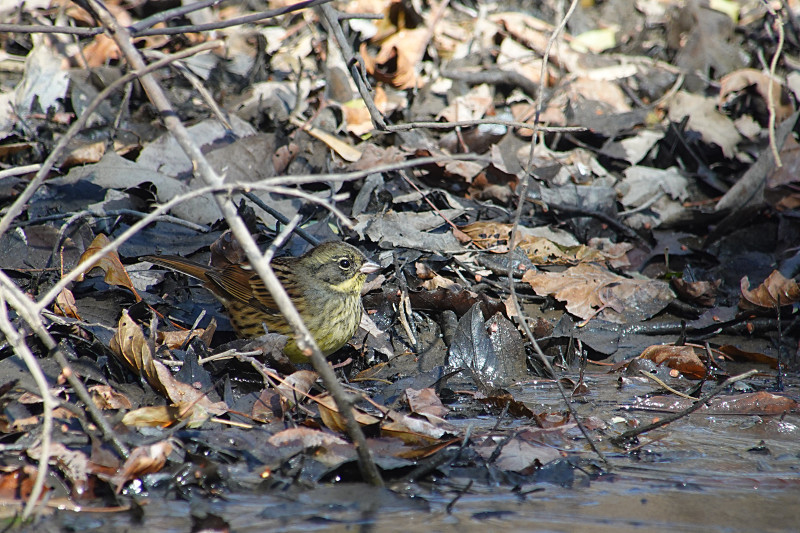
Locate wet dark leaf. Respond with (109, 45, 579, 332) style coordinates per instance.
(448, 303, 527, 388)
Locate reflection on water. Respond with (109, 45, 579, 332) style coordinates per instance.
(50, 370, 800, 532)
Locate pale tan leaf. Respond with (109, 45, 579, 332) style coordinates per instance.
(522, 263, 674, 323)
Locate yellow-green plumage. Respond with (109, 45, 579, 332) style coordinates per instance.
(144, 241, 378, 362)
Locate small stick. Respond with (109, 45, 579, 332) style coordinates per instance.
(611, 369, 759, 446)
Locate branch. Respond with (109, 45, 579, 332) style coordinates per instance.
(611, 370, 759, 446)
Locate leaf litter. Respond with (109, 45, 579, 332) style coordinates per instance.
(0, 0, 799, 530)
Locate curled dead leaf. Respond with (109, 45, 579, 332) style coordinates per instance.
(77, 234, 141, 301)
(111, 312, 227, 418)
(639, 345, 707, 379)
(89, 385, 132, 410)
(110, 310, 162, 393)
(740, 270, 800, 309)
(316, 393, 381, 434)
(672, 278, 720, 307)
(54, 288, 82, 320)
(360, 28, 428, 89)
(112, 440, 173, 494)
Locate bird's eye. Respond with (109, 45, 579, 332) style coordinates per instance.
(338, 258, 352, 269)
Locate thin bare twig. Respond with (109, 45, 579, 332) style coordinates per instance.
(504, 0, 608, 466)
(0, 286, 56, 520)
(0, 0, 335, 37)
(316, 4, 386, 130)
(0, 164, 40, 179)
(242, 191, 320, 247)
(639, 370, 695, 400)
(386, 119, 585, 132)
(611, 370, 759, 446)
(764, 3, 786, 167)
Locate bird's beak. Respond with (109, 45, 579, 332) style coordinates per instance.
(360, 260, 380, 275)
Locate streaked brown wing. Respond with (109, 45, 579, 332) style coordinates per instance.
(203, 266, 272, 315)
(248, 259, 308, 316)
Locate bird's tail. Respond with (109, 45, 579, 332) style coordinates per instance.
(142, 255, 212, 282)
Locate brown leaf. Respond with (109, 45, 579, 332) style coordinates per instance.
(62, 141, 106, 166)
(110, 310, 160, 391)
(475, 435, 563, 473)
(0, 466, 44, 500)
(719, 69, 794, 123)
(112, 441, 173, 494)
(271, 142, 299, 174)
(639, 345, 707, 379)
(348, 144, 407, 172)
(534, 412, 571, 429)
(381, 416, 446, 445)
(29, 442, 92, 498)
(460, 222, 632, 266)
(477, 392, 536, 419)
(82, 35, 122, 68)
(268, 428, 354, 468)
(251, 389, 282, 421)
(89, 385, 132, 410)
(111, 312, 227, 418)
(672, 278, 720, 307)
(360, 28, 428, 89)
(157, 328, 212, 350)
(276, 370, 318, 407)
(77, 234, 141, 301)
(718, 345, 778, 369)
(740, 270, 800, 308)
(121, 405, 184, 428)
(153, 363, 227, 418)
(268, 427, 348, 449)
(316, 393, 381, 434)
(523, 263, 674, 323)
(405, 388, 449, 420)
(343, 86, 388, 136)
(54, 288, 82, 320)
(767, 135, 800, 189)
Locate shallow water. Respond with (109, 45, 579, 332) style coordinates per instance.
(31, 367, 799, 532)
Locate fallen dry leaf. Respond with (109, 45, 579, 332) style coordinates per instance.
(316, 393, 381, 434)
(522, 263, 674, 323)
(406, 388, 449, 420)
(112, 440, 173, 494)
(77, 234, 141, 301)
(740, 270, 800, 309)
(672, 278, 720, 307)
(720, 69, 794, 123)
(54, 288, 81, 320)
(638, 344, 707, 379)
(89, 385, 133, 410)
(360, 28, 428, 89)
(111, 311, 227, 418)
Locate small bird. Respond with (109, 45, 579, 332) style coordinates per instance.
(144, 240, 379, 362)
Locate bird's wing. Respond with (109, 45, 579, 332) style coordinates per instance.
(202, 266, 274, 315)
(247, 261, 308, 317)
